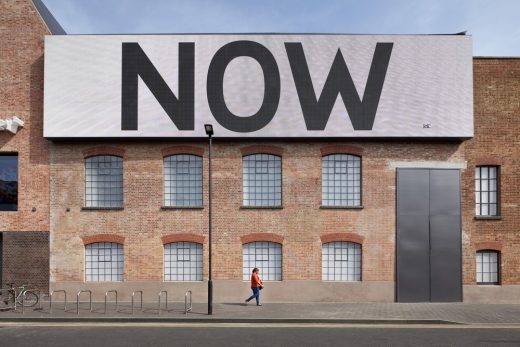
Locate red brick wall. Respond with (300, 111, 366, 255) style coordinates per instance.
(0, 0, 50, 289)
(50, 140, 466, 284)
(461, 58, 520, 285)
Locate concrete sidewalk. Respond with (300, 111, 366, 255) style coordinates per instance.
(2, 302, 520, 324)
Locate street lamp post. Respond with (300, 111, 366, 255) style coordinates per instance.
(204, 124, 214, 315)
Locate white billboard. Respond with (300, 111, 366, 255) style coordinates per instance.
(43, 34, 473, 138)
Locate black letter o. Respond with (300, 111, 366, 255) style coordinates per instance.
(207, 41, 280, 133)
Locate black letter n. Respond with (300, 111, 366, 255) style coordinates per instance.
(121, 42, 194, 131)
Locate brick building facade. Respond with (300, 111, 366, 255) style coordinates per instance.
(0, 0, 61, 291)
(1, 0, 519, 303)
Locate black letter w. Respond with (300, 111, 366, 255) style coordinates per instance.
(285, 42, 393, 131)
(121, 42, 195, 131)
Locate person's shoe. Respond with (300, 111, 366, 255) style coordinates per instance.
(257, 303, 262, 306)
(244, 300, 248, 305)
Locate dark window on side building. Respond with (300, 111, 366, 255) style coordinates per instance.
(0, 154, 18, 211)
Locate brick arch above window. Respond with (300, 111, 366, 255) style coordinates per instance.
(161, 233, 205, 245)
(240, 233, 284, 245)
(475, 241, 502, 252)
(240, 145, 284, 157)
(161, 146, 205, 158)
(82, 234, 125, 245)
(320, 233, 364, 245)
(82, 146, 126, 159)
(320, 145, 363, 157)
(474, 157, 503, 166)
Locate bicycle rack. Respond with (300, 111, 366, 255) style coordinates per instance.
(0, 288, 16, 311)
(157, 290, 168, 315)
(50, 290, 67, 313)
(22, 289, 43, 315)
(76, 290, 92, 315)
(185, 290, 192, 315)
(132, 291, 143, 314)
(104, 290, 118, 314)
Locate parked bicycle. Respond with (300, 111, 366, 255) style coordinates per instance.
(0, 283, 39, 310)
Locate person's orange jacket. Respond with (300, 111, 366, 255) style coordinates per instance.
(251, 272, 262, 288)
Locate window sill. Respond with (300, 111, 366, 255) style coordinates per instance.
(476, 283, 501, 286)
(161, 206, 204, 210)
(320, 206, 363, 210)
(240, 206, 283, 210)
(474, 216, 502, 220)
(81, 207, 124, 211)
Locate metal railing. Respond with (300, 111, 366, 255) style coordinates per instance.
(132, 291, 143, 314)
(185, 290, 192, 315)
(76, 290, 92, 315)
(157, 290, 168, 315)
(104, 290, 118, 314)
(50, 290, 67, 313)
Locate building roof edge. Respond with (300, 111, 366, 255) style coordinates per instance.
(30, 0, 66, 35)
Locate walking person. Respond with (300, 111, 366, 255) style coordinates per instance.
(244, 268, 263, 306)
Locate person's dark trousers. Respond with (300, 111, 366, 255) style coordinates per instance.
(246, 287, 260, 305)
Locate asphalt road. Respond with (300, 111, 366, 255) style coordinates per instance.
(2, 323, 520, 346)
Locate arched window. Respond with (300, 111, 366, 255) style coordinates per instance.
(322, 241, 361, 281)
(476, 250, 500, 284)
(242, 242, 282, 281)
(85, 242, 124, 282)
(322, 154, 361, 207)
(164, 242, 203, 281)
(164, 155, 203, 207)
(243, 154, 281, 207)
(85, 155, 123, 208)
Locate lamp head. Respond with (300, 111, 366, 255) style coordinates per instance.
(204, 124, 214, 136)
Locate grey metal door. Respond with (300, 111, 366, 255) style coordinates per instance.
(396, 169, 461, 302)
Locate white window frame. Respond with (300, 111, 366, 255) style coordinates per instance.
(322, 241, 361, 281)
(164, 242, 203, 281)
(164, 154, 203, 207)
(475, 166, 499, 217)
(322, 154, 361, 207)
(85, 242, 124, 282)
(242, 241, 282, 281)
(476, 250, 499, 285)
(85, 155, 123, 208)
(243, 154, 282, 207)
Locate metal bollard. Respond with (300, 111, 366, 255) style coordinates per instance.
(185, 290, 192, 315)
(132, 291, 143, 314)
(158, 290, 168, 315)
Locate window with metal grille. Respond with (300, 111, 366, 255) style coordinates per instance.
(475, 166, 499, 216)
(164, 242, 203, 281)
(85, 155, 123, 208)
(243, 154, 281, 207)
(322, 241, 361, 281)
(242, 242, 282, 281)
(322, 154, 361, 207)
(476, 250, 499, 284)
(164, 155, 203, 207)
(85, 242, 124, 282)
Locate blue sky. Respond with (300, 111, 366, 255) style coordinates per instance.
(44, 0, 519, 56)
